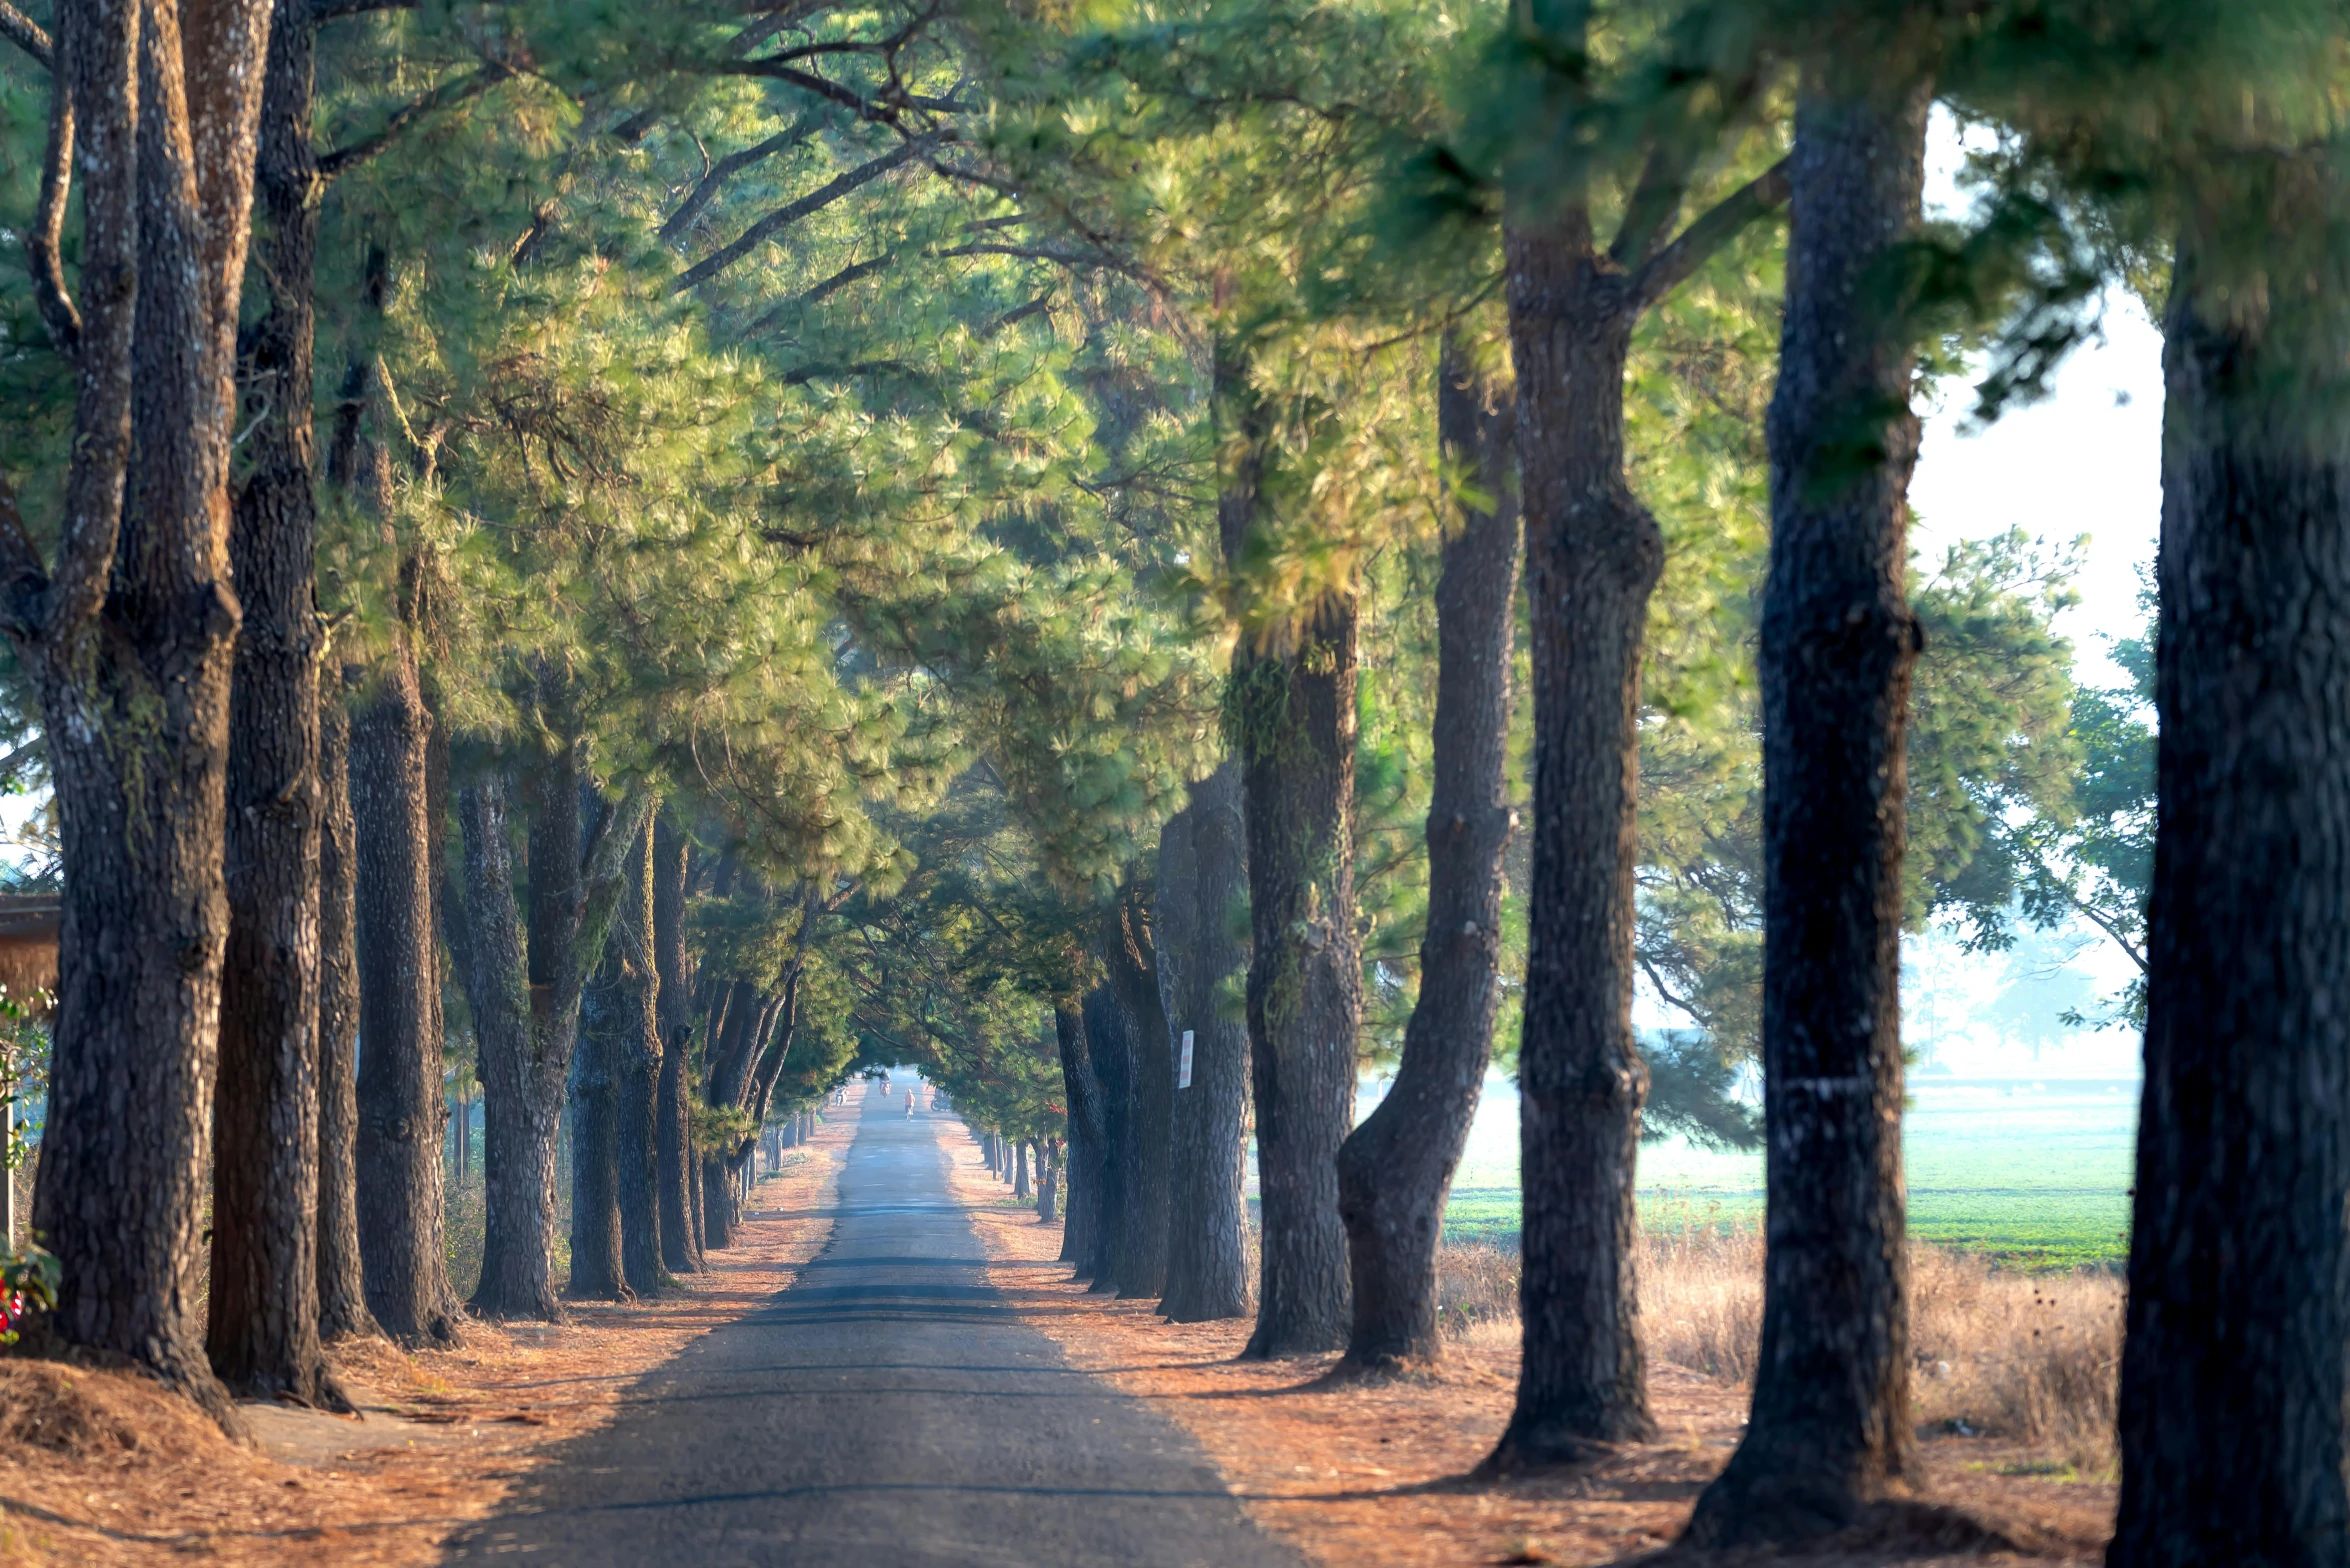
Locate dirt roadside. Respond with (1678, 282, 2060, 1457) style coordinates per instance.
(932, 1117, 2118, 1568)
(0, 1114, 848, 1568)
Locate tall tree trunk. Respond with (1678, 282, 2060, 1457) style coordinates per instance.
(315, 670, 377, 1341)
(14, 0, 272, 1431)
(615, 818, 665, 1296)
(457, 669, 651, 1318)
(2108, 174, 2350, 1566)
(567, 952, 629, 1302)
(1159, 762, 1253, 1322)
(1055, 1001, 1105, 1268)
(456, 769, 649, 1319)
(1014, 1141, 1031, 1201)
(1685, 79, 1929, 1548)
(1233, 590, 1363, 1357)
(689, 1147, 707, 1257)
(461, 769, 566, 1319)
(1105, 875, 1172, 1300)
(1221, 349, 1363, 1358)
(1038, 1142, 1059, 1224)
(208, 0, 333, 1406)
(700, 986, 770, 1254)
(1338, 340, 1520, 1375)
(652, 818, 703, 1274)
(1082, 986, 1131, 1290)
(1488, 233, 1658, 1457)
(350, 644, 462, 1346)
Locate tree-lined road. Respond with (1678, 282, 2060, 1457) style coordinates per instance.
(445, 1084, 1296, 1566)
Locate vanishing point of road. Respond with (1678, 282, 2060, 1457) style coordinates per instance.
(443, 1081, 1296, 1567)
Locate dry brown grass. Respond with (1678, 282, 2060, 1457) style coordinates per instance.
(1630, 1225, 2122, 1474)
(1438, 1225, 2122, 1473)
(944, 1128, 2116, 1568)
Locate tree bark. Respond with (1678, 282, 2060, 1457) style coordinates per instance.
(1105, 874, 1172, 1299)
(1054, 1000, 1105, 1268)
(1338, 339, 1520, 1375)
(1487, 225, 1659, 1458)
(614, 817, 665, 1296)
(1082, 985, 1131, 1290)
(1684, 79, 1928, 1548)
(700, 981, 769, 1252)
(652, 818, 704, 1274)
(1159, 762, 1253, 1322)
(461, 768, 566, 1318)
(2108, 175, 2350, 1566)
(567, 950, 630, 1301)
(208, 0, 335, 1406)
(350, 644, 462, 1347)
(16, 0, 272, 1431)
(315, 670, 377, 1341)
(1038, 1141, 1060, 1224)
(455, 754, 650, 1320)
(1220, 346, 1363, 1358)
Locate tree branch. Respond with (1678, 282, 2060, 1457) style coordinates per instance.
(28, 76, 78, 353)
(975, 292, 1052, 340)
(313, 0, 415, 19)
(0, 0, 51, 67)
(659, 114, 821, 243)
(560, 788, 657, 1017)
(1631, 156, 1792, 311)
(317, 63, 509, 181)
(0, 473, 50, 642)
(717, 58, 962, 120)
(673, 130, 942, 292)
(0, 735, 47, 784)
(932, 239, 1162, 291)
(1607, 143, 1686, 271)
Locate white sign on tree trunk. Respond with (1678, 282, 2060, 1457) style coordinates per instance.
(1178, 1029, 1195, 1090)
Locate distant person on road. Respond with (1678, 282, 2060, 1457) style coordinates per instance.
(905, 1094, 915, 1119)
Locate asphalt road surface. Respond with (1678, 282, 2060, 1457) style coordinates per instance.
(443, 1080, 1297, 1567)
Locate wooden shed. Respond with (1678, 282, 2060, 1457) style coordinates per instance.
(0, 894, 61, 1009)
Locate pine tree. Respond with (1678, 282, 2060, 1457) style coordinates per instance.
(3, 0, 274, 1430)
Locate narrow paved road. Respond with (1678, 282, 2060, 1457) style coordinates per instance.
(444, 1079, 1297, 1567)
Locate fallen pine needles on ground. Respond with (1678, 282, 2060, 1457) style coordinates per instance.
(0, 1121, 849, 1567)
(944, 1120, 2118, 1568)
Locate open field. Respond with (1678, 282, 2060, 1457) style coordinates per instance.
(1434, 1076, 2137, 1270)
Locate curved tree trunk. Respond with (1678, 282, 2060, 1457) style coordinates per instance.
(1338, 341, 1520, 1375)
(2108, 185, 2350, 1566)
(1105, 876, 1173, 1300)
(350, 643, 463, 1346)
(315, 670, 378, 1342)
(1685, 78, 1928, 1548)
(208, 0, 334, 1406)
(1160, 763, 1252, 1323)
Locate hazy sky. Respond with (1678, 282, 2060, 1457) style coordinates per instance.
(1900, 112, 2160, 1076)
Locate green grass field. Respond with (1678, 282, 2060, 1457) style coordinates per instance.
(1435, 1077, 2136, 1271)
